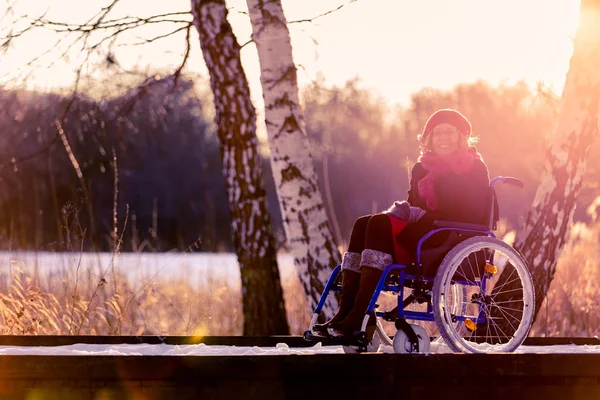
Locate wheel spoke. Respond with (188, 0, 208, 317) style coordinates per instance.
(491, 287, 525, 296)
(492, 299, 525, 305)
(491, 304, 522, 329)
(488, 313, 505, 342)
(466, 253, 481, 283)
(493, 273, 522, 290)
(490, 266, 517, 294)
(490, 303, 524, 315)
(454, 266, 479, 288)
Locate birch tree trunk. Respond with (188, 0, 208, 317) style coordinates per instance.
(191, 0, 289, 335)
(494, 0, 600, 325)
(246, 0, 341, 317)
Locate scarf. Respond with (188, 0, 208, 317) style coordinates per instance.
(417, 148, 481, 210)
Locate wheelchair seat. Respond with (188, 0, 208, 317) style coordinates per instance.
(418, 230, 482, 277)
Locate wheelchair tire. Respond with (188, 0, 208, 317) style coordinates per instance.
(433, 236, 535, 353)
(393, 324, 430, 354)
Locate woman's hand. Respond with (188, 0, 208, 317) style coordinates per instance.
(385, 201, 425, 223)
(409, 206, 426, 223)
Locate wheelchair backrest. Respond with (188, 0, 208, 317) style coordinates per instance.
(416, 176, 523, 276)
(487, 176, 524, 231)
(485, 187, 500, 231)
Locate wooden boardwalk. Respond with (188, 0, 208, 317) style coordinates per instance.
(0, 336, 598, 399)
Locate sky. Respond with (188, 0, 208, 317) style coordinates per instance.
(0, 0, 581, 110)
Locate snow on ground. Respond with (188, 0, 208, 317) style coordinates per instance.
(0, 342, 599, 356)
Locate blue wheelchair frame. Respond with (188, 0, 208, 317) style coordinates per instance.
(307, 176, 523, 340)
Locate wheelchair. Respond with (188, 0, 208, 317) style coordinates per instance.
(304, 177, 535, 354)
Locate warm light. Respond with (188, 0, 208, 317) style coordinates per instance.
(191, 324, 208, 341)
(0, 0, 581, 107)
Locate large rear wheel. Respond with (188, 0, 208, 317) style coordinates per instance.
(433, 237, 535, 353)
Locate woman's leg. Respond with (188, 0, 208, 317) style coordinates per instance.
(347, 215, 371, 254)
(311, 215, 370, 337)
(363, 214, 395, 259)
(329, 214, 395, 337)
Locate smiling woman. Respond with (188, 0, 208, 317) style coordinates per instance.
(310, 107, 491, 339)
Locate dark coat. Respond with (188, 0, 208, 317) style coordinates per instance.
(396, 156, 490, 254)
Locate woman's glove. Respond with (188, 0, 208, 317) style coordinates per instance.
(409, 206, 426, 223)
(384, 201, 425, 223)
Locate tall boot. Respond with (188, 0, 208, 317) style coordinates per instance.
(328, 249, 391, 338)
(311, 252, 361, 338)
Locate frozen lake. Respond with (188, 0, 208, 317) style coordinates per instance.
(0, 251, 298, 289)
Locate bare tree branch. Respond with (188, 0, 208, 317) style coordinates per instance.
(79, 11, 191, 28)
(0, 2, 194, 169)
(173, 24, 192, 86)
(288, 0, 358, 24)
(78, 0, 121, 52)
(1, 12, 47, 50)
(54, 118, 83, 181)
(234, 0, 359, 50)
(0, 88, 81, 173)
(33, 12, 191, 33)
(0, 0, 17, 25)
(121, 23, 191, 46)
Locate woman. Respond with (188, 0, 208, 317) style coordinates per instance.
(311, 108, 490, 339)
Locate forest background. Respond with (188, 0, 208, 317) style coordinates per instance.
(0, 0, 598, 338)
(2, 77, 599, 253)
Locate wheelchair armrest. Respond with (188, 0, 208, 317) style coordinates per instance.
(491, 176, 524, 189)
(433, 220, 491, 232)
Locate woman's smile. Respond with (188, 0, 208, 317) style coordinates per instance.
(431, 123, 462, 155)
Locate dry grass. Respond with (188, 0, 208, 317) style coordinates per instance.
(530, 219, 600, 337)
(0, 217, 597, 337)
(0, 256, 310, 336)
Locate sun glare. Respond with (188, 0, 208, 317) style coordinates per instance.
(0, 0, 581, 105)
(283, 0, 580, 104)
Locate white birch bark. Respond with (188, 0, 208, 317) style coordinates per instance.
(510, 0, 600, 318)
(246, 0, 340, 316)
(191, 0, 289, 335)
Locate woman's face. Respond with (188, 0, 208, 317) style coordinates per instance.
(430, 123, 462, 156)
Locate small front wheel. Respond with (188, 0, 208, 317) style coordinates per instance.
(433, 237, 535, 353)
(392, 324, 430, 353)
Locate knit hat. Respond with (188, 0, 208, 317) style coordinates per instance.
(420, 109, 472, 143)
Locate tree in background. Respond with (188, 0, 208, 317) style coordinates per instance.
(191, 0, 288, 335)
(1, 0, 290, 335)
(4, 0, 600, 334)
(0, 77, 231, 252)
(510, 0, 600, 319)
(246, 0, 340, 317)
(302, 78, 412, 242)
